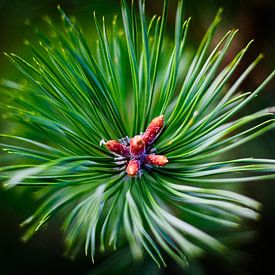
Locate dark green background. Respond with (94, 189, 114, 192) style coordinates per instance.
(0, 0, 274, 274)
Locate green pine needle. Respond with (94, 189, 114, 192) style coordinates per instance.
(1, 0, 275, 268)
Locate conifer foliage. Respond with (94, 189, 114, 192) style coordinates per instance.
(1, 0, 275, 267)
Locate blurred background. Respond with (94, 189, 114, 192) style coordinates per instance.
(0, 0, 274, 274)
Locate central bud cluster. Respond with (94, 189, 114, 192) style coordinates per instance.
(106, 115, 169, 176)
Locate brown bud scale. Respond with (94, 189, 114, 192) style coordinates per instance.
(105, 115, 168, 176)
(130, 135, 145, 156)
(126, 160, 140, 176)
(142, 115, 164, 146)
(145, 154, 169, 166)
(106, 140, 129, 157)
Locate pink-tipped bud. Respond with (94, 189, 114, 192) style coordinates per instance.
(126, 159, 140, 176)
(145, 154, 169, 167)
(106, 140, 130, 157)
(130, 135, 145, 156)
(143, 115, 164, 145)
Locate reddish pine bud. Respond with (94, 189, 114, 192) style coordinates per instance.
(145, 154, 169, 167)
(106, 140, 130, 157)
(126, 159, 140, 176)
(143, 115, 164, 145)
(130, 135, 145, 156)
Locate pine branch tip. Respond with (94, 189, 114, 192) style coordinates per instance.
(1, 1, 274, 268)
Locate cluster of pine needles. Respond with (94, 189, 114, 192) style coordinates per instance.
(0, 0, 275, 268)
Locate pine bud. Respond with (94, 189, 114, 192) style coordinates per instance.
(106, 140, 130, 157)
(145, 154, 169, 166)
(143, 115, 164, 145)
(126, 159, 140, 176)
(130, 135, 145, 156)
